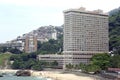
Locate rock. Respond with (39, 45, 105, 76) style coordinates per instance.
(0, 75, 3, 77)
(15, 70, 31, 76)
(0, 74, 3, 77)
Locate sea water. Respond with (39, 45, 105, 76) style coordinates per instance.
(0, 76, 48, 80)
(0, 73, 49, 80)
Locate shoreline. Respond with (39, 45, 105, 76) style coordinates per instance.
(0, 69, 100, 80)
(0, 69, 18, 73)
(31, 70, 97, 80)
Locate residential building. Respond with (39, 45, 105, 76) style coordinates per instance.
(63, 7, 109, 68)
(0, 40, 24, 51)
(24, 35, 37, 53)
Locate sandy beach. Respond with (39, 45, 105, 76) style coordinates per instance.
(31, 70, 97, 80)
(0, 69, 99, 80)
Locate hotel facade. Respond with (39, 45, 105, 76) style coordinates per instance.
(38, 7, 109, 69)
(63, 7, 109, 67)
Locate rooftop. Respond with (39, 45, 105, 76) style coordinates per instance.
(64, 7, 108, 16)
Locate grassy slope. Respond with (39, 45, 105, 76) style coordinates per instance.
(0, 53, 12, 66)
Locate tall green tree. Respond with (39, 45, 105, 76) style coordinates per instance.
(91, 53, 110, 70)
(37, 38, 62, 54)
(109, 10, 120, 50)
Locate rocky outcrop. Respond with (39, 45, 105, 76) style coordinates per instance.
(0, 75, 3, 77)
(0, 73, 3, 77)
(15, 70, 31, 76)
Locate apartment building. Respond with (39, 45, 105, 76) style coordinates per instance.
(24, 35, 37, 53)
(0, 40, 24, 51)
(63, 7, 109, 67)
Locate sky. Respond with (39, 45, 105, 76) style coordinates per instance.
(0, 0, 120, 43)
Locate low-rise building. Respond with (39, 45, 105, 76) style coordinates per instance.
(38, 54, 63, 68)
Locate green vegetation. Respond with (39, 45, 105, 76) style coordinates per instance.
(10, 53, 58, 70)
(65, 63, 101, 73)
(1, 8, 120, 72)
(69, 53, 120, 73)
(109, 54, 120, 68)
(65, 53, 120, 73)
(109, 10, 120, 50)
(91, 53, 110, 70)
(51, 60, 59, 67)
(10, 53, 42, 70)
(66, 63, 74, 70)
(85, 64, 101, 73)
(0, 53, 12, 67)
(0, 47, 22, 54)
(37, 35, 63, 54)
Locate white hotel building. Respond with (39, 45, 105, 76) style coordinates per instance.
(63, 7, 109, 67)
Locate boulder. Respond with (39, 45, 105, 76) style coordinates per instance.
(0, 75, 3, 77)
(0, 73, 3, 77)
(15, 70, 31, 76)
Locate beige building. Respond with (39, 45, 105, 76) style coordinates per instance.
(63, 7, 109, 67)
(24, 35, 37, 53)
(38, 54, 63, 68)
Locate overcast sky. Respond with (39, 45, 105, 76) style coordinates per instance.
(0, 0, 120, 43)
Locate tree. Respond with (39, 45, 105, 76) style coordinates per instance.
(12, 60, 21, 69)
(51, 60, 58, 67)
(21, 54, 29, 61)
(8, 48, 22, 54)
(0, 47, 22, 54)
(109, 55, 120, 68)
(85, 64, 101, 73)
(37, 41, 42, 50)
(79, 63, 86, 71)
(109, 10, 120, 50)
(38, 41, 60, 54)
(66, 63, 74, 70)
(10, 53, 48, 70)
(74, 64, 79, 69)
(49, 39, 57, 44)
(32, 64, 43, 71)
(112, 46, 120, 55)
(0, 47, 7, 53)
(28, 52, 37, 59)
(10, 54, 22, 61)
(36, 34, 63, 54)
(91, 53, 110, 70)
(25, 59, 36, 69)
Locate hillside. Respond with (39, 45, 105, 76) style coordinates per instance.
(109, 7, 120, 15)
(0, 53, 12, 69)
(18, 25, 63, 41)
(109, 9, 120, 50)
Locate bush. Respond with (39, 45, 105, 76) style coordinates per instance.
(91, 53, 110, 70)
(32, 65, 43, 71)
(66, 63, 74, 70)
(85, 64, 101, 73)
